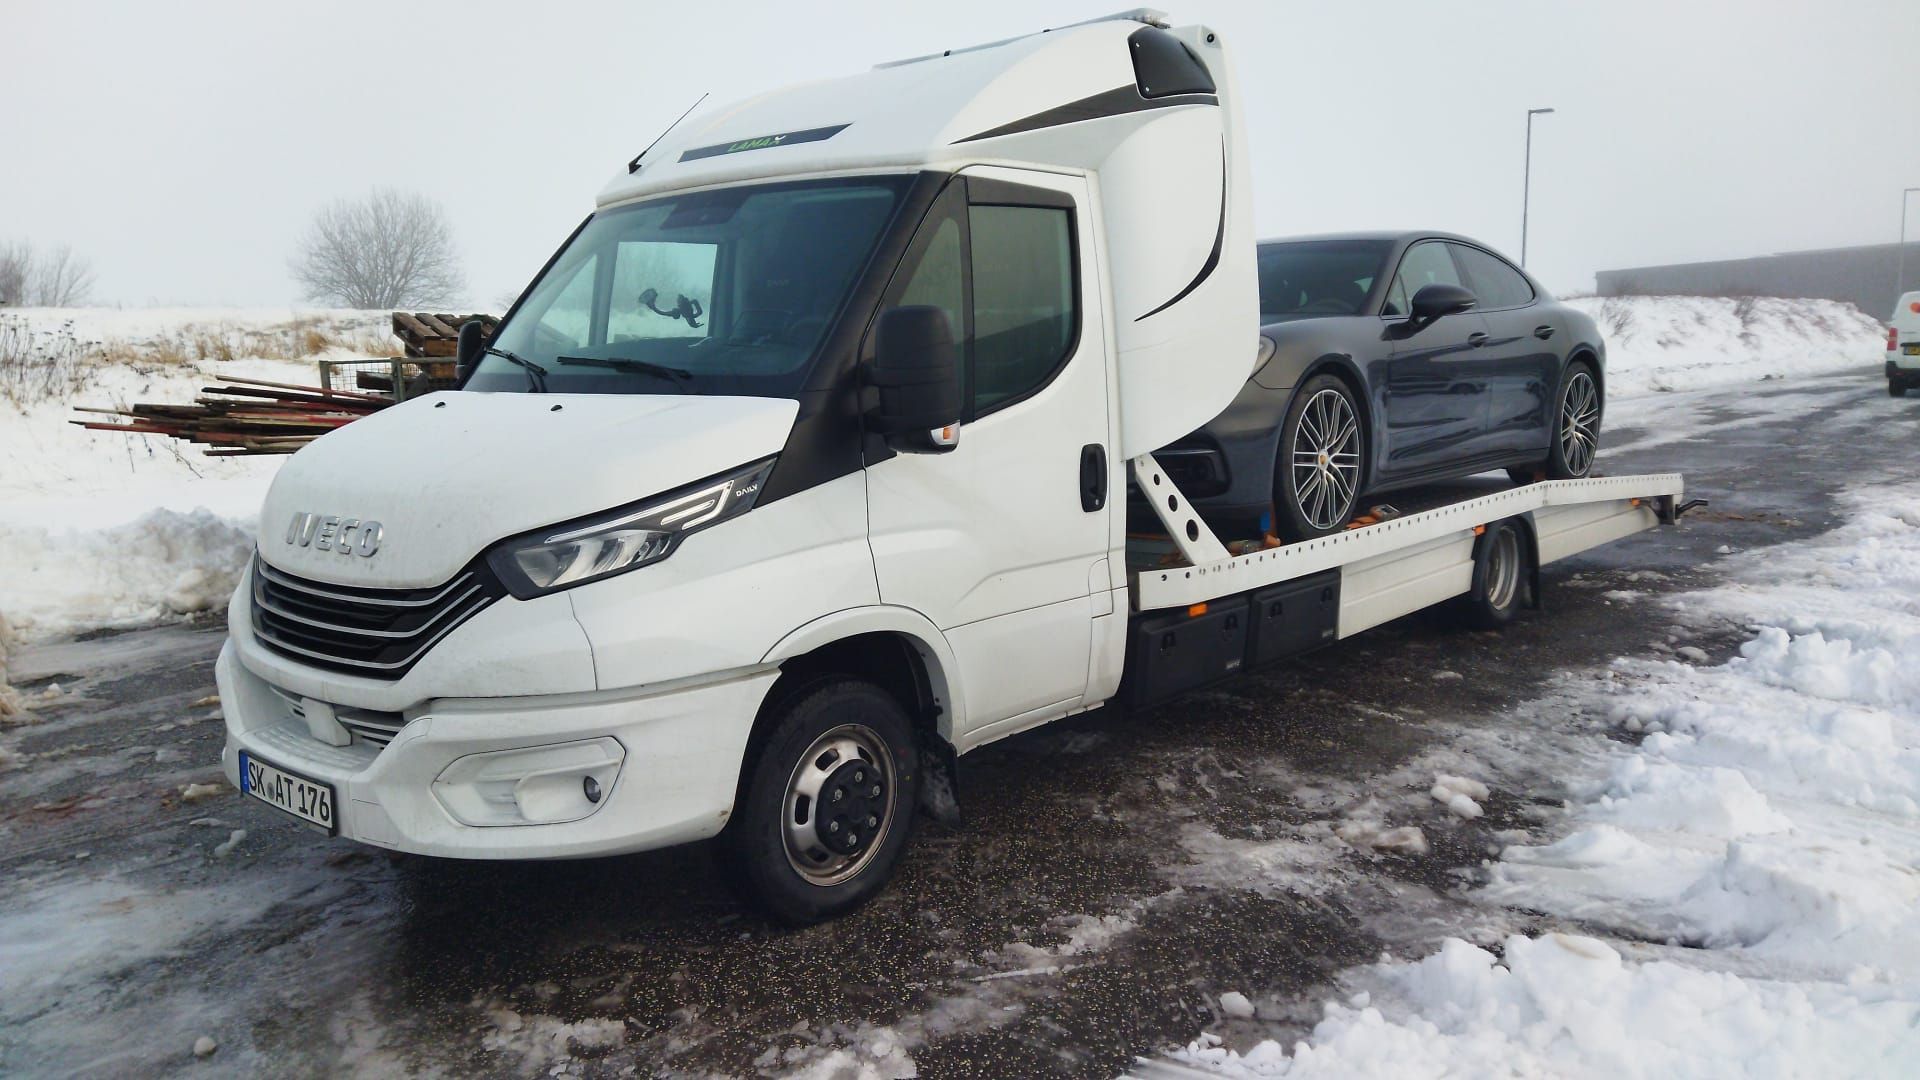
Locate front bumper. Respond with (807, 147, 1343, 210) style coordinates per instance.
(217, 642, 776, 859)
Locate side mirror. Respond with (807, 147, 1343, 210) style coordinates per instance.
(868, 305, 962, 453)
(1408, 283, 1477, 327)
(454, 319, 487, 381)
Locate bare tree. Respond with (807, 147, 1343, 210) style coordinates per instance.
(0, 241, 95, 306)
(0, 242, 33, 306)
(27, 244, 95, 306)
(291, 188, 466, 310)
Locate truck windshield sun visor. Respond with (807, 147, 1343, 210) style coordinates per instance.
(485, 458, 777, 599)
(467, 176, 911, 400)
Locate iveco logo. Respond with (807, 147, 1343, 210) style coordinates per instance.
(286, 512, 383, 557)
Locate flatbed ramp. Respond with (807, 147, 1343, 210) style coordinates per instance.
(1117, 467, 1693, 709)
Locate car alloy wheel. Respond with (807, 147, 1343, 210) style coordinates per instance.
(1290, 387, 1362, 532)
(1559, 370, 1600, 476)
(782, 723, 897, 886)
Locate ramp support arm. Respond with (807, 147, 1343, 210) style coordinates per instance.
(1130, 452, 1231, 567)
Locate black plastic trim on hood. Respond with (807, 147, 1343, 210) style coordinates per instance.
(953, 84, 1216, 144)
(1135, 146, 1227, 322)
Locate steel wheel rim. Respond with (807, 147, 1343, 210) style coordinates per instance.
(1560, 371, 1599, 476)
(1290, 387, 1362, 531)
(1486, 527, 1520, 610)
(782, 723, 896, 887)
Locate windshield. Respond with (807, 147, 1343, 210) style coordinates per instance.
(469, 176, 909, 396)
(1256, 239, 1393, 321)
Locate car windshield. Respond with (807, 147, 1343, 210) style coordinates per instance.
(469, 176, 909, 397)
(1256, 239, 1393, 321)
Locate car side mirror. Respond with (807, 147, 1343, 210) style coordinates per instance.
(454, 319, 487, 381)
(1408, 283, 1477, 327)
(868, 305, 962, 453)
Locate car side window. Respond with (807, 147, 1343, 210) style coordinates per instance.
(1451, 245, 1535, 309)
(1383, 241, 1462, 317)
(967, 204, 1076, 416)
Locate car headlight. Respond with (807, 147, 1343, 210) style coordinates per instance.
(485, 458, 775, 598)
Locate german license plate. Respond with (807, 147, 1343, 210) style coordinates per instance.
(238, 750, 336, 833)
(1904, 343, 1919, 355)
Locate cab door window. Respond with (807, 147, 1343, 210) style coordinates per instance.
(966, 204, 1076, 416)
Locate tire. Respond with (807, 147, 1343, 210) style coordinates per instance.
(1547, 361, 1602, 480)
(1506, 466, 1545, 486)
(1461, 519, 1529, 630)
(1274, 374, 1366, 542)
(718, 678, 919, 925)
(1891, 378, 1908, 399)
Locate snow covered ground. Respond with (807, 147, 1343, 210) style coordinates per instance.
(1566, 294, 1884, 397)
(0, 296, 1883, 652)
(0, 308, 390, 643)
(1164, 484, 1920, 1077)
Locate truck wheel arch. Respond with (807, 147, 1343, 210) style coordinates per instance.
(758, 607, 963, 746)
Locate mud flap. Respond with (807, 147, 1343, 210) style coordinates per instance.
(918, 739, 962, 826)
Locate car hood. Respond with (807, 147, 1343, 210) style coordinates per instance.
(256, 392, 800, 589)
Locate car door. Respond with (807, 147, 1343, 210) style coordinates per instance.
(1373, 240, 1494, 480)
(863, 168, 1115, 741)
(1451, 243, 1557, 458)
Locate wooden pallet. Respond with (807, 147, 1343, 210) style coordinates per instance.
(391, 312, 498, 358)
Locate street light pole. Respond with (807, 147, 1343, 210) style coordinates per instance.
(1521, 107, 1555, 269)
(1899, 187, 1920, 301)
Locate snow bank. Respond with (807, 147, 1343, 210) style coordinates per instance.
(1566, 295, 1883, 397)
(1174, 933, 1920, 1077)
(1168, 483, 1920, 1077)
(0, 508, 257, 642)
(0, 308, 393, 644)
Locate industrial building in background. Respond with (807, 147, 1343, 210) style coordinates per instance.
(1597, 240, 1920, 318)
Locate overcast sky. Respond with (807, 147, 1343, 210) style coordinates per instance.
(6, 0, 1917, 309)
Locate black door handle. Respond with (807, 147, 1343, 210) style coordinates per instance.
(1534, 325, 1556, 340)
(1080, 443, 1107, 512)
(1467, 331, 1488, 348)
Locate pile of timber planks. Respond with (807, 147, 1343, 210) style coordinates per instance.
(71, 376, 390, 456)
(392, 312, 497, 358)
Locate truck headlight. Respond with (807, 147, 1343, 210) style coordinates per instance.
(485, 458, 775, 598)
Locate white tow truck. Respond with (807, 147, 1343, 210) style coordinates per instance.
(217, 10, 1695, 922)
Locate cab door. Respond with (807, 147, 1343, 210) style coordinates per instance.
(863, 168, 1115, 741)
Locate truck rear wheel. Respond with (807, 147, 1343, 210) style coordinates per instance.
(1891, 377, 1909, 398)
(719, 678, 919, 924)
(1461, 519, 1530, 629)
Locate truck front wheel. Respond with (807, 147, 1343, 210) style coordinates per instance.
(719, 678, 920, 924)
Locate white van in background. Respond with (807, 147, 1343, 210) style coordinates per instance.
(1889, 290, 1920, 397)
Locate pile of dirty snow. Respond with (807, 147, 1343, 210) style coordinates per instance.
(1169, 482, 1920, 1077)
(0, 308, 391, 644)
(1566, 294, 1883, 397)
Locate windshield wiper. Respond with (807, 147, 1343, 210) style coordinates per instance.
(554, 355, 697, 393)
(485, 346, 549, 393)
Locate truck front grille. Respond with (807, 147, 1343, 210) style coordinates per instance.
(250, 555, 503, 679)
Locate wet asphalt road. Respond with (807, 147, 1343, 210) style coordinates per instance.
(2, 370, 1915, 1078)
